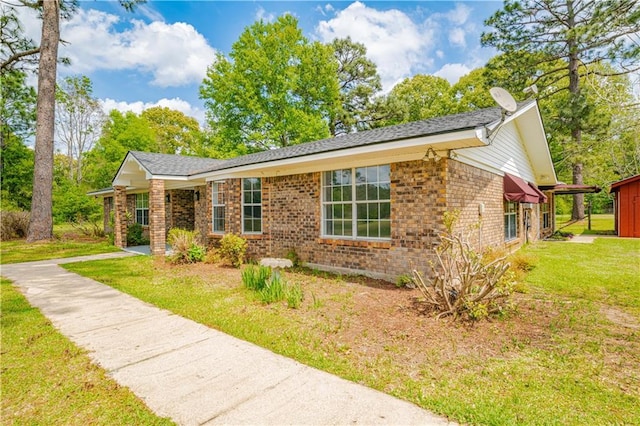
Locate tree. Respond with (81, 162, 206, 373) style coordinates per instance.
(482, 0, 640, 220)
(0, 133, 34, 211)
(19, 0, 142, 242)
(55, 75, 105, 183)
(200, 15, 340, 153)
(379, 74, 455, 126)
(84, 110, 156, 190)
(140, 106, 202, 154)
(0, 3, 39, 72)
(329, 37, 382, 136)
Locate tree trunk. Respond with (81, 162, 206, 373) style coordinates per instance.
(567, 0, 585, 221)
(27, 0, 59, 242)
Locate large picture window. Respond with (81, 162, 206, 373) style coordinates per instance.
(504, 201, 518, 241)
(212, 182, 226, 233)
(322, 165, 391, 240)
(242, 178, 262, 233)
(135, 193, 149, 226)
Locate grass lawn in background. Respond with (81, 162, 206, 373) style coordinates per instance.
(556, 213, 615, 235)
(0, 278, 173, 425)
(63, 237, 640, 426)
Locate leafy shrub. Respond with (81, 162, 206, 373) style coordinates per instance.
(241, 264, 271, 291)
(168, 228, 205, 264)
(285, 248, 300, 267)
(412, 210, 514, 321)
(126, 222, 149, 246)
(395, 274, 414, 288)
(0, 211, 30, 240)
(219, 233, 248, 268)
(203, 249, 221, 264)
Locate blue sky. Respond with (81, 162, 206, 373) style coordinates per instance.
(20, 1, 504, 123)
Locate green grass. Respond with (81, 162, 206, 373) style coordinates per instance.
(556, 213, 615, 235)
(0, 238, 120, 264)
(0, 278, 173, 425)
(62, 239, 640, 425)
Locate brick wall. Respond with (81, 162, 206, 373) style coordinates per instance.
(445, 160, 504, 251)
(167, 189, 195, 232)
(149, 179, 166, 255)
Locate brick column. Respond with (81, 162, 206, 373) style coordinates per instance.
(113, 186, 128, 248)
(149, 179, 166, 256)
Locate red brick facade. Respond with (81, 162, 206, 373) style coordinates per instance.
(105, 158, 550, 277)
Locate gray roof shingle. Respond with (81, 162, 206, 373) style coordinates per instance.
(130, 103, 525, 177)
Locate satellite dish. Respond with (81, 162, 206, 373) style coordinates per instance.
(489, 87, 517, 113)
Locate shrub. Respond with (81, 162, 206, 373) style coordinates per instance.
(168, 228, 205, 264)
(219, 233, 248, 268)
(285, 248, 300, 267)
(126, 222, 149, 246)
(412, 210, 514, 321)
(0, 211, 30, 240)
(203, 249, 222, 264)
(258, 274, 286, 304)
(395, 274, 414, 288)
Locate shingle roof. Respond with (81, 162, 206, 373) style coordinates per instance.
(129, 151, 226, 176)
(130, 103, 528, 177)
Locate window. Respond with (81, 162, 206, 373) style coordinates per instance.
(322, 165, 391, 240)
(212, 182, 226, 233)
(242, 178, 261, 233)
(135, 193, 149, 226)
(504, 201, 518, 241)
(540, 202, 550, 229)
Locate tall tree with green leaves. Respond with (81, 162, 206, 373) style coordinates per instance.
(482, 0, 640, 220)
(329, 37, 382, 136)
(140, 106, 202, 154)
(17, 0, 143, 242)
(200, 15, 339, 153)
(55, 75, 105, 183)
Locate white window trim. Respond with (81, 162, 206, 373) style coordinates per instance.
(242, 178, 262, 234)
(321, 165, 391, 241)
(212, 182, 225, 234)
(135, 193, 149, 226)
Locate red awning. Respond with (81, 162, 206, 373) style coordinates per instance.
(528, 182, 548, 203)
(504, 173, 545, 204)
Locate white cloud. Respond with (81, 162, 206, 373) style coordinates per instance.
(17, 7, 216, 88)
(434, 63, 472, 84)
(255, 6, 276, 23)
(100, 97, 205, 125)
(445, 3, 471, 25)
(448, 28, 467, 47)
(316, 1, 433, 91)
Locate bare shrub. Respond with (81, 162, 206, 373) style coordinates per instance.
(412, 210, 514, 321)
(1, 211, 30, 240)
(167, 228, 206, 264)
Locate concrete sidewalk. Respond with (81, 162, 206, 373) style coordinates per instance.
(2, 253, 452, 426)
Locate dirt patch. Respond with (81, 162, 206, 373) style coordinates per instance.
(601, 305, 640, 330)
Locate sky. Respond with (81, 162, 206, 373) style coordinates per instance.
(19, 1, 504, 124)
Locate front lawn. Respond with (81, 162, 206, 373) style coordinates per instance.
(556, 213, 615, 235)
(0, 237, 119, 264)
(0, 278, 173, 425)
(63, 238, 640, 425)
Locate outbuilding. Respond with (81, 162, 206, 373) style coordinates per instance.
(610, 174, 640, 238)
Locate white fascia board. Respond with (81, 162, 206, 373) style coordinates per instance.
(87, 188, 115, 197)
(197, 129, 484, 181)
(112, 152, 150, 187)
(515, 107, 558, 185)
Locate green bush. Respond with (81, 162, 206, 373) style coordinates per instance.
(126, 222, 149, 246)
(258, 274, 286, 304)
(167, 228, 205, 264)
(219, 233, 248, 268)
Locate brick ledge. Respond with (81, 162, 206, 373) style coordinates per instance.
(316, 238, 391, 249)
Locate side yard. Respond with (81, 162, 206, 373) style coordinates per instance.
(59, 237, 640, 425)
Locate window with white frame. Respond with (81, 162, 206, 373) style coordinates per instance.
(212, 182, 226, 233)
(322, 165, 391, 239)
(504, 201, 518, 241)
(540, 202, 550, 229)
(242, 178, 262, 233)
(135, 193, 149, 226)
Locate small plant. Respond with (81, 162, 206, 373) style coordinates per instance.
(242, 264, 271, 291)
(167, 228, 205, 264)
(285, 248, 301, 267)
(218, 233, 248, 268)
(203, 249, 222, 264)
(258, 274, 287, 304)
(395, 274, 414, 288)
(286, 283, 304, 309)
(126, 222, 149, 246)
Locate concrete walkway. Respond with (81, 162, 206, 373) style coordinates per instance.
(2, 252, 452, 426)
